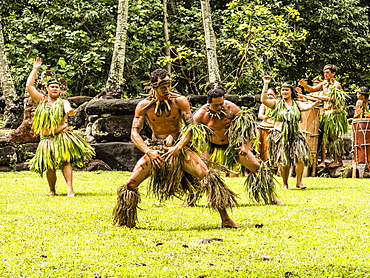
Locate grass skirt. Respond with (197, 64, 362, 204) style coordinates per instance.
(207, 143, 241, 173)
(149, 147, 203, 202)
(319, 109, 347, 160)
(320, 109, 348, 143)
(113, 186, 141, 228)
(202, 169, 238, 210)
(29, 130, 95, 176)
(268, 130, 311, 167)
(245, 162, 277, 204)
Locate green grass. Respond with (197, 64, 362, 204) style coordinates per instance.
(0, 171, 370, 277)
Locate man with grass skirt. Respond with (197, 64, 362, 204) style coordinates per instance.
(299, 64, 347, 168)
(26, 57, 95, 197)
(113, 69, 240, 229)
(192, 83, 283, 205)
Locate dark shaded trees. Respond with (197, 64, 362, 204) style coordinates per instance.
(0, 0, 369, 101)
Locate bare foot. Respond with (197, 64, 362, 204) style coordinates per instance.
(67, 188, 75, 197)
(317, 162, 326, 168)
(296, 184, 307, 189)
(47, 191, 56, 196)
(283, 184, 289, 189)
(222, 219, 241, 229)
(328, 162, 343, 168)
(272, 199, 284, 205)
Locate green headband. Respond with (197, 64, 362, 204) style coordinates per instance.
(47, 78, 61, 86)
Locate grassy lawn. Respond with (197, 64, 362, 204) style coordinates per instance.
(0, 171, 369, 277)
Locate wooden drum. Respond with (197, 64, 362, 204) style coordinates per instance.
(258, 122, 273, 162)
(298, 107, 320, 176)
(352, 118, 370, 164)
(298, 107, 320, 152)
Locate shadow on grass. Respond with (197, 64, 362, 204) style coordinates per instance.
(133, 225, 238, 231)
(49, 192, 115, 197)
(129, 220, 272, 231)
(289, 187, 336, 191)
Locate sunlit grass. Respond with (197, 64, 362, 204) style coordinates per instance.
(0, 171, 369, 277)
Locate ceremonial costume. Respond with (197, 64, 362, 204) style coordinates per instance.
(146, 138, 203, 202)
(113, 121, 238, 228)
(228, 110, 277, 204)
(268, 99, 312, 167)
(201, 109, 257, 171)
(199, 109, 277, 205)
(319, 86, 348, 162)
(30, 98, 95, 175)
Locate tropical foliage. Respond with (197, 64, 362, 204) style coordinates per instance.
(265, 0, 370, 89)
(0, 0, 369, 97)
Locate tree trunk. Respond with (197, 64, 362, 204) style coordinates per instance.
(106, 0, 129, 97)
(200, 0, 221, 84)
(163, 0, 171, 74)
(0, 22, 22, 128)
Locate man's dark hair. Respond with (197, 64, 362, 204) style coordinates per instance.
(205, 82, 227, 93)
(207, 88, 226, 103)
(323, 64, 338, 73)
(150, 69, 169, 84)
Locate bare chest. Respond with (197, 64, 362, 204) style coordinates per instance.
(203, 114, 233, 131)
(145, 104, 182, 126)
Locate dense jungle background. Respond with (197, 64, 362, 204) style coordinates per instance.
(1, 0, 370, 99)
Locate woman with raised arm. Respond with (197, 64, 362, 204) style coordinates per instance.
(26, 57, 95, 197)
(261, 76, 322, 189)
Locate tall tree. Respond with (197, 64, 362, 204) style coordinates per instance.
(163, 0, 171, 74)
(106, 0, 130, 97)
(0, 21, 21, 128)
(200, 0, 221, 83)
(216, 1, 306, 93)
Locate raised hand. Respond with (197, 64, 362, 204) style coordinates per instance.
(298, 79, 308, 87)
(263, 76, 271, 83)
(33, 57, 42, 70)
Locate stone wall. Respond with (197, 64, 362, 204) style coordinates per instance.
(0, 94, 358, 173)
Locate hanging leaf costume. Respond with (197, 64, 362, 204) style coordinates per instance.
(225, 109, 258, 167)
(319, 87, 348, 161)
(190, 109, 278, 205)
(192, 109, 257, 172)
(268, 99, 312, 167)
(29, 98, 95, 176)
(113, 123, 238, 228)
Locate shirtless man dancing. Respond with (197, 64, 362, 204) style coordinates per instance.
(193, 84, 283, 205)
(113, 69, 240, 228)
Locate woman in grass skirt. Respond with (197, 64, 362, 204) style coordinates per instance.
(26, 57, 95, 197)
(261, 76, 322, 189)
